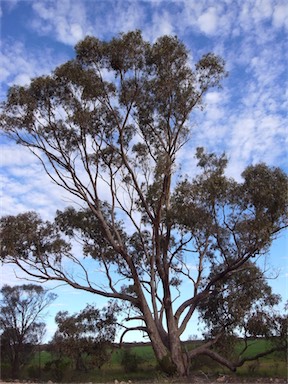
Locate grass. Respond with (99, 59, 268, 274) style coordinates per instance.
(3, 339, 286, 382)
(234, 339, 287, 377)
(235, 338, 273, 357)
(30, 350, 53, 366)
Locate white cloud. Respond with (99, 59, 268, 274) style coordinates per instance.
(204, 90, 224, 105)
(110, 1, 145, 34)
(226, 109, 285, 170)
(197, 6, 218, 35)
(0, 144, 74, 220)
(0, 264, 30, 288)
(145, 9, 175, 40)
(1, 144, 37, 167)
(31, 0, 90, 45)
(0, 189, 29, 217)
(29, 0, 149, 46)
(70, 23, 84, 41)
(250, 0, 273, 23)
(272, 3, 288, 29)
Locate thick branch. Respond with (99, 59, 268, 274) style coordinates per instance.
(119, 326, 148, 346)
(201, 349, 236, 372)
(236, 345, 286, 367)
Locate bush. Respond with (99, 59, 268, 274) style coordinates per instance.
(27, 364, 41, 380)
(44, 358, 70, 382)
(0, 363, 11, 379)
(120, 347, 144, 373)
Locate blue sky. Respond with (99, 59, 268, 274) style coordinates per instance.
(0, 0, 287, 342)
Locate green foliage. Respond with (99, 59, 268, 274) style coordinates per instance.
(0, 362, 11, 379)
(50, 303, 118, 372)
(44, 358, 70, 382)
(0, 211, 70, 263)
(55, 205, 125, 263)
(198, 262, 281, 334)
(26, 364, 41, 380)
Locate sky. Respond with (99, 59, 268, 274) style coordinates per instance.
(0, 0, 287, 343)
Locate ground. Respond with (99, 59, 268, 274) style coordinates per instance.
(0, 377, 287, 384)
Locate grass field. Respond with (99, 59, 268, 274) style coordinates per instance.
(3, 339, 287, 382)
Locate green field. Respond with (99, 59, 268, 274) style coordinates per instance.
(2, 339, 287, 382)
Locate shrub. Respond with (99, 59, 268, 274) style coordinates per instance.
(120, 347, 144, 373)
(157, 355, 177, 376)
(44, 358, 70, 382)
(0, 363, 11, 379)
(27, 364, 41, 380)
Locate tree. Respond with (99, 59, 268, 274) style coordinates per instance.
(0, 284, 57, 378)
(0, 30, 287, 376)
(49, 303, 118, 371)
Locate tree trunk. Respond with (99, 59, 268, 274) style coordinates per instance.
(169, 332, 188, 376)
(144, 309, 189, 376)
(141, 302, 168, 361)
(12, 354, 20, 379)
(150, 334, 188, 376)
(167, 307, 189, 376)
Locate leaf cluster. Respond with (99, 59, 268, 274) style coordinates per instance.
(0, 212, 70, 264)
(172, 149, 287, 260)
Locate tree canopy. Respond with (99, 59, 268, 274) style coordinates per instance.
(0, 30, 287, 376)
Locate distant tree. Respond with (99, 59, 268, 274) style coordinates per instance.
(49, 303, 118, 371)
(0, 30, 287, 376)
(0, 284, 57, 378)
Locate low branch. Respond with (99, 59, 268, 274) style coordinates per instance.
(236, 345, 286, 368)
(187, 333, 236, 371)
(189, 333, 223, 359)
(201, 349, 237, 372)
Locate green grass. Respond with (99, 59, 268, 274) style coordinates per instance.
(235, 338, 274, 357)
(4, 339, 286, 382)
(234, 338, 287, 377)
(30, 350, 53, 366)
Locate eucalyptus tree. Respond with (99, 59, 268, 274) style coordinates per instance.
(0, 31, 287, 376)
(50, 303, 117, 371)
(0, 284, 57, 378)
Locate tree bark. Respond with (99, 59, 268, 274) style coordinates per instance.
(12, 353, 20, 379)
